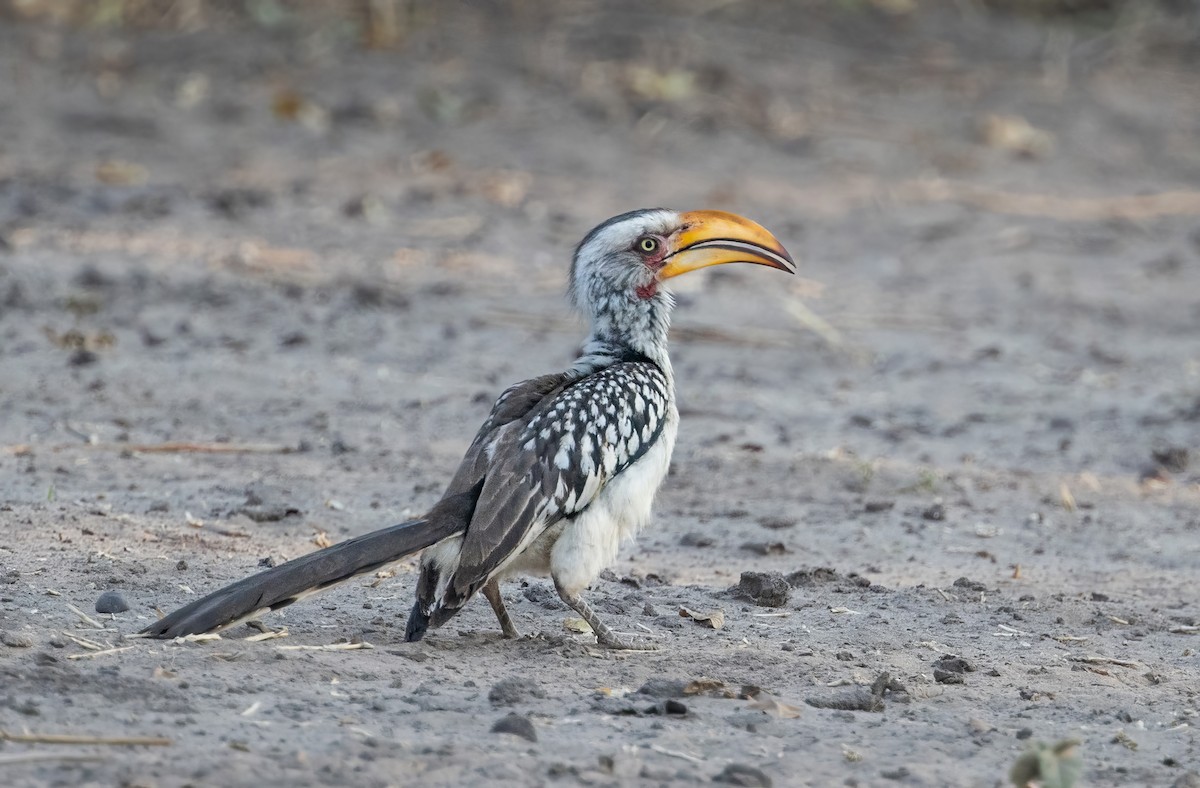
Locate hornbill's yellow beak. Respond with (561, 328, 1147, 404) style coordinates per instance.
(658, 210, 796, 280)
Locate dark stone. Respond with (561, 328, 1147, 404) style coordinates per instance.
(646, 699, 688, 715)
(922, 503, 945, 521)
(637, 678, 688, 698)
(739, 541, 789, 556)
(95, 590, 130, 614)
(805, 688, 885, 712)
(1153, 446, 1189, 473)
(735, 571, 790, 608)
(491, 712, 537, 742)
(713, 763, 772, 786)
(1016, 727, 1034, 739)
(784, 567, 839, 587)
(933, 654, 975, 674)
(207, 188, 272, 220)
(69, 349, 98, 366)
(239, 504, 300, 523)
(488, 678, 546, 706)
(663, 699, 687, 715)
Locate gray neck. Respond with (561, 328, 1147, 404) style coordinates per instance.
(570, 292, 674, 381)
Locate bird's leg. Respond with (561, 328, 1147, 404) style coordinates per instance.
(553, 579, 657, 651)
(482, 579, 521, 639)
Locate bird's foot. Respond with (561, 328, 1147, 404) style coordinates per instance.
(554, 583, 657, 651)
(482, 580, 521, 639)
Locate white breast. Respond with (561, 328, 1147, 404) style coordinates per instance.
(544, 406, 678, 596)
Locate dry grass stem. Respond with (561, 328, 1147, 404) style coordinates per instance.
(68, 646, 135, 660)
(66, 603, 106, 630)
(276, 641, 374, 652)
(1070, 655, 1140, 668)
(59, 631, 104, 650)
(0, 730, 170, 746)
(172, 633, 223, 644)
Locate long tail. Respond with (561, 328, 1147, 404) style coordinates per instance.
(140, 485, 480, 639)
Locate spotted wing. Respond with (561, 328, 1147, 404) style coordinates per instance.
(439, 371, 576, 498)
(442, 361, 671, 607)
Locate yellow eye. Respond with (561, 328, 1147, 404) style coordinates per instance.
(638, 237, 659, 254)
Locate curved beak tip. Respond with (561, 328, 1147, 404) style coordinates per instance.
(660, 210, 796, 280)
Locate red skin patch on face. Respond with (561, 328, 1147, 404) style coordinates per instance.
(636, 281, 658, 300)
(635, 236, 669, 299)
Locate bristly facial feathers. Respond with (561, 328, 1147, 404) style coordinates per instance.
(568, 208, 680, 375)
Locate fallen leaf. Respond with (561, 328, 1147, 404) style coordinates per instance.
(1059, 481, 1076, 512)
(679, 607, 724, 629)
(747, 691, 802, 719)
(564, 618, 593, 634)
(683, 678, 728, 696)
(980, 113, 1055, 158)
(313, 532, 332, 548)
(95, 159, 147, 185)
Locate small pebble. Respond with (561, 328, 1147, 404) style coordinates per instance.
(637, 678, 687, 698)
(488, 677, 546, 706)
(95, 590, 130, 614)
(1, 630, 34, 648)
(491, 712, 537, 742)
(713, 763, 772, 787)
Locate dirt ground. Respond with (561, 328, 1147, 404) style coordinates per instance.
(1, 3, 1199, 786)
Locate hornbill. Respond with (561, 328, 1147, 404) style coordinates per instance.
(141, 209, 794, 649)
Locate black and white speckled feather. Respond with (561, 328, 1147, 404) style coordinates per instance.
(425, 361, 672, 617)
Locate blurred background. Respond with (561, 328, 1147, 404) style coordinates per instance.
(2, 5, 1199, 785)
(2, 0, 1198, 485)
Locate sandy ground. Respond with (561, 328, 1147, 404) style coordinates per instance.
(1, 4, 1199, 786)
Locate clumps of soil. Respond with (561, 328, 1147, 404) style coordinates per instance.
(488, 677, 546, 705)
(735, 572, 790, 607)
(734, 566, 881, 608)
(933, 654, 977, 684)
(806, 672, 909, 712)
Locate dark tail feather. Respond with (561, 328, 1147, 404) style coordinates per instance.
(404, 600, 430, 642)
(140, 486, 480, 639)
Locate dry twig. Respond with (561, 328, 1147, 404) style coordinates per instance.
(0, 730, 170, 746)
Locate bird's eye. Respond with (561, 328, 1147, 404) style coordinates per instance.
(637, 237, 659, 254)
